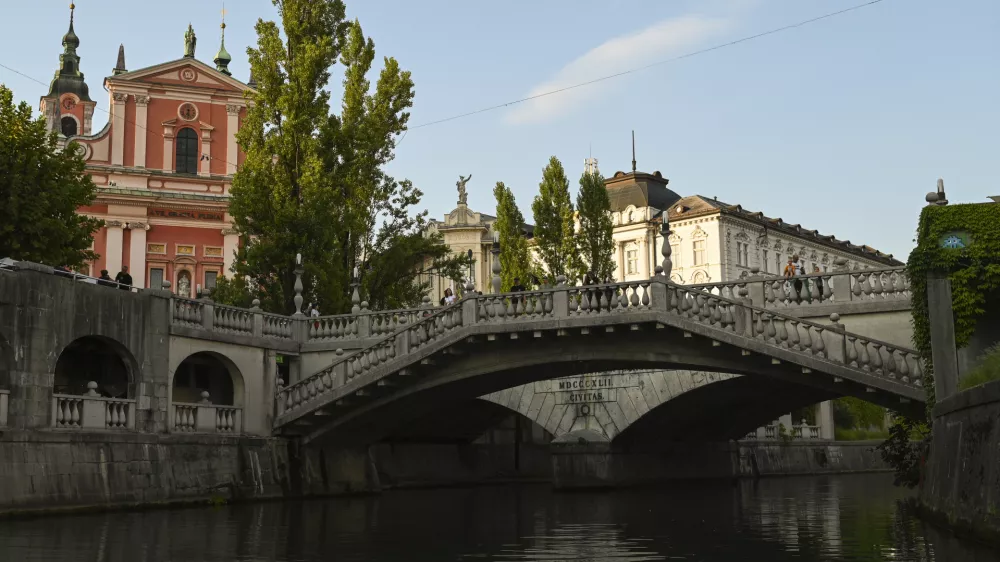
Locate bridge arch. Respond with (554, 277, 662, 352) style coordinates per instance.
(54, 335, 137, 398)
(171, 351, 245, 407)
(289, 324, 917, 445)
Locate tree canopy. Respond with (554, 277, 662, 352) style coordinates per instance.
(216, 0, 466, 314)
(576, 170, 615, 281)
(531, 156, 581, 282)
(492, 182, 534, 291)
(0, 85, 101, 268)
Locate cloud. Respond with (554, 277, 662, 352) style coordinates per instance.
(505, 14, 733, 125)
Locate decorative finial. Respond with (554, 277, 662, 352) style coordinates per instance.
(112, 44, 127, 75)
(631, 130, 637, 173)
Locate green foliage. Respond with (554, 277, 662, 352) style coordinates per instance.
(877, 414, 931, 488)
(493, 182, 534, 292)
(907, 202, 1000, 410)
(833, 397, 886, 430)
(576, 170, 615, 281)
(531, 156, 582, 282)
(777, 423, 792, 445)
(958, 343, 1000, 390)
(223, 0, 466, 314)
(834, 428, 889, 441)
(0, 84, 102, 268)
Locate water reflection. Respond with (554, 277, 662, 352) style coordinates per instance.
(0, 474, 993, 561)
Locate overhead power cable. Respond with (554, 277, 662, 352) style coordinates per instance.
(406, 0, 887, 131)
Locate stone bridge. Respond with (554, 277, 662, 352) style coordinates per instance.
(0, 260, 919, 446)
(274, 271, 923, 445)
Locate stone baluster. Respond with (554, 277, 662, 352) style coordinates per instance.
(870, 343, 884, 374)
(858, 339, 871, 371)
(828, 313, 847, 363)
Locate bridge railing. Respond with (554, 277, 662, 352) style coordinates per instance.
(686, 267, 909, 312)
(50, 383, 136, 431)
(667, 283, 924, 390)
(171, 401, 243, 434)
(274, 276, 924, 424)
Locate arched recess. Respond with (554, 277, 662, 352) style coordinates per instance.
(175, 127, 199, 174)
(54, 336, 137, 398)
(172, 351, 245, 407)
(612, 376, 835, 446)
(61, 115, 79, 137)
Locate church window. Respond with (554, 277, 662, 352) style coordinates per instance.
(205, 271, 218, 290)
(175, 128, 199, 174)
(693, 240, 705, 266)
(626, 249, 638, 275)
(61, 116, 77, 137)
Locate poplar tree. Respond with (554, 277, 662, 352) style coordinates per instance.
(576, 170, 615, 281)
(531, 156, 582, 282)
(218, 0, 466, 314)
(0, 85, 102, 268)
(492, 182, 533, 292)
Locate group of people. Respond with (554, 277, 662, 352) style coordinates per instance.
(97, 265, 133, 289)
(782, 255, 823, 300)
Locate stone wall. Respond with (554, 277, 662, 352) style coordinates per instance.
(920, 379, 1000, 544)
(550, 440, 890, 489)
(371, 442, 551, 489)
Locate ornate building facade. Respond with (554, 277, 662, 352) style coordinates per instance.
(44, 6, 251, 296)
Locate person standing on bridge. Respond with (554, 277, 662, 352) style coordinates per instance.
(97, 270, 115, 288)
(784, 256, 803, 301)
(115, 265, 132, 291)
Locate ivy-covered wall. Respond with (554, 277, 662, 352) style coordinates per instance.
(906, 202, 1000, 410)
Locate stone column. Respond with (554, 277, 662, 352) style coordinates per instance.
(225, 104, 240, 175)
(111, 92, 128, 167)
(222, 227, 238, 277)
(128, 222, 148, 288)
(818, 400, 835, 440)
(133, 95, 149, 168)
(637, 237, 649, 279)
(616, 241, 625, 281)
(199, 129, 212, 177)
(82, 103, 95, 135)
(105, 221, 125, 276)
(162, 123, 175, 173)
(928, 271, 960, 401)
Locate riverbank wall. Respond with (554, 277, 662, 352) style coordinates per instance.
(1, 429, 892, 516)
(551, 440, 890, 489)
(920, 379, 1000, 544)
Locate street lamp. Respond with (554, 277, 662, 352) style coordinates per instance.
(351, 264, 361, 314)
(491, 230, 501, 294)
(467, 248, 474, 290)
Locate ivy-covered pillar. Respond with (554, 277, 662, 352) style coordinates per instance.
(927, 271, 959, 400)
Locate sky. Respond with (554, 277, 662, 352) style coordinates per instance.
(1, 0, 997, 260)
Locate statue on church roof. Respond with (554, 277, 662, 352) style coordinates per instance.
(457, 174, 471, 205)
(184, 24, 197, 58)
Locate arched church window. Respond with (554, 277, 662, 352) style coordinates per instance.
(61, 116, 78, 137)
(176, 128, 199, 174)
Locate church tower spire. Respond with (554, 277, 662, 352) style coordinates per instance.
(112, 44, 127, 75)
(214, 5, 232, 76)
(41, 3, 96, 137)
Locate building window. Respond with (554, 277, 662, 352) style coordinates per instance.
(205, 271, 218, 290)
(626, 249, 638, 275)
(693, 240, 705, 266)
(175, 128, 199, 174)
(762, 249, 769, 273)
(61, 116, 78, 137)
(736, 241, 749, 266)
(149, 268, 164, 290)
(775, 253, 782, 273)
(670, 244, 680, 268)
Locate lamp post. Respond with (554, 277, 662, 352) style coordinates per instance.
(292, 253, 304, 316)
(351, 265, 361, 314)
(491, 230, 502, 294)
(467, 248, 474, 292)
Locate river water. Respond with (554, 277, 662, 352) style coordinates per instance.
(0, 474, 994, 561)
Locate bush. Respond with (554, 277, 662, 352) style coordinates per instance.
(958, 343, 1000, 390)
(877, 415, 931, 488)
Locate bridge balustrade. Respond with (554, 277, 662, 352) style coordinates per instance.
(50, 382, 136, 431)
(274, 276, 925, 428)
(687, 267, 909, 310)
(171, 397, 243, 434)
